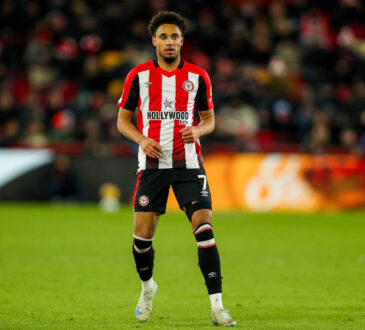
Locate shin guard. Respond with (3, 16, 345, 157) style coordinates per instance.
(193, 223, 222, 294)
(132, 235, 154, 281)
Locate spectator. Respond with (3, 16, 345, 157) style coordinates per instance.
(215, 98, 259, 151)
(50, 154, 82, 201)
(22, 119, 48, 148)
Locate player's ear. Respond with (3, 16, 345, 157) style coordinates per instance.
(152, 37, 156, 47)
(181, 36, 184, 45)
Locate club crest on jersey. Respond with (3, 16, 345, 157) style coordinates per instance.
(182, 80, 194, 92)
(139, 195, 149, 207)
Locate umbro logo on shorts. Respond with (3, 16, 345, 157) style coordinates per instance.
(139, 195, 149, 207)
(201, 190, 209, 197)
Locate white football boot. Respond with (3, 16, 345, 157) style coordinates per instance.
(211, 308, 236, 327)
(135, 281, 158, 322)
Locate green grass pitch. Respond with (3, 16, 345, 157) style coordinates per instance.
(1, 204, 365, 329)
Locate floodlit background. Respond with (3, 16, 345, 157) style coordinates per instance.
(1, 0, 365, 208)
(1, 0, 365, 328)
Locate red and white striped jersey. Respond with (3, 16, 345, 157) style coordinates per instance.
(117, 59, 214, 171)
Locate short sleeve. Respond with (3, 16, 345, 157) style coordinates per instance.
(117, 70, 139, 111)
(195, 71, 214, 111)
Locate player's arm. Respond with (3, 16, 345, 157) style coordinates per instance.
(180, 109, 215, 144)
(117, 107, 162, 159)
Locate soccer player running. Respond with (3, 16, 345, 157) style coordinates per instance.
(117, 11, 236, 327)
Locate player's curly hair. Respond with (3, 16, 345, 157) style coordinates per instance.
(148, 11, 188, 37)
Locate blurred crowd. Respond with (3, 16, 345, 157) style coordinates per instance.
(1, 0, 365, 155)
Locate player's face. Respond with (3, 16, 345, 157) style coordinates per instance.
(153, 24, 183, 64)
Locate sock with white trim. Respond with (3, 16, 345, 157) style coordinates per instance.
(193, 223, 222, 295)
(133, 235, 154, 281)
(209, 293, 224, 312)
(142, 277, 155, 291)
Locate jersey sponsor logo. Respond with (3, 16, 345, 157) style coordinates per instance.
(144, 81, 152, 87)
(147, 110, 189, 124)
(139, 195, 149, 207)
(182, 80, 194, 92)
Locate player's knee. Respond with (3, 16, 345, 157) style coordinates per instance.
(191, 209, 212, 229)
(133, 234, 153, 254)
(184, 200, 212, 222)
(193, 223, 215, 248)
(134, 221, 156, 239)
(134, 228, 155, 239)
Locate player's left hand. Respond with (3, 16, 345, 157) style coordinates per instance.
(180, 126, 201, 144)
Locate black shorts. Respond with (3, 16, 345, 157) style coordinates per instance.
(133, 167, 212, 215)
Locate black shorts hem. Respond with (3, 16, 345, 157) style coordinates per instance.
(177, 197, 212, 210)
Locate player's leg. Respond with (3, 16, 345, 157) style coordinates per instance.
(190, 208, 221, 297)
(133, 211, 159, 287)
(172, 168, 236, 326)
(190, 208, 235, 326)
(133, 211, 159, 322)
(132, 169, 170, 322)
(172, 168, 221, 298)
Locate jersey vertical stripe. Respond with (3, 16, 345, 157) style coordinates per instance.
(173, 71, 188, 168)
(146, 67, 162, 169)
(195, 140, 203, 164)
(138, 70, 150, 171)
(158, 75, 176, 168)
(136, 98, 142, 132)
(132, 171, 142, 205)
(136, 97, 144, 169)
(185, 72, 200, 169)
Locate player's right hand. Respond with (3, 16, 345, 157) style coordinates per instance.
(139, 137, 162, 158)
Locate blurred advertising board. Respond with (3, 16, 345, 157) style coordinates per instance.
(167, 153, 365, 212)
(0, 149, 137, 202)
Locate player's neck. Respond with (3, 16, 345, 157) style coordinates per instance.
(157, 55, 181, 72)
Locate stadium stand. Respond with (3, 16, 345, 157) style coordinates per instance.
(0, 0, 364, 155)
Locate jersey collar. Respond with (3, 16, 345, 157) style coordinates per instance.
(153, 59, 184, 76)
